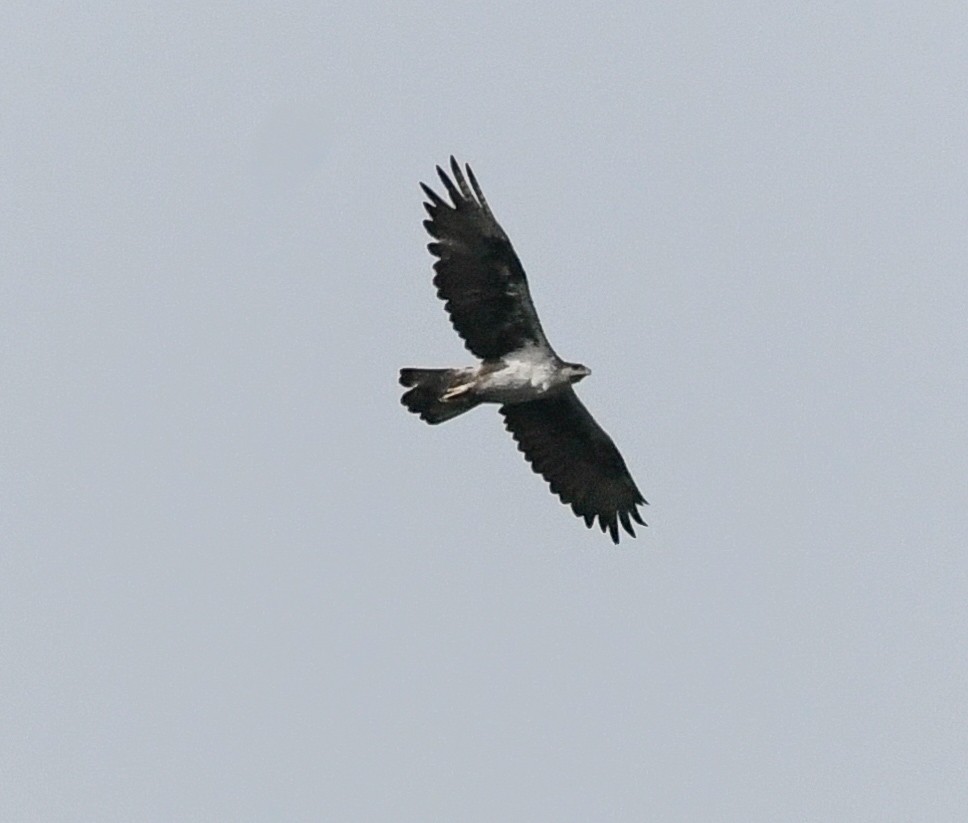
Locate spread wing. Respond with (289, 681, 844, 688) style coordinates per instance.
(501, 389, 647, 543)
(421, 157, 553, 360)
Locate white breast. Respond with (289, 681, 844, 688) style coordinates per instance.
(474, 347, 563, 403)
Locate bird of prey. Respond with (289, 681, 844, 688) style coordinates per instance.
(399, 158, 647, 543)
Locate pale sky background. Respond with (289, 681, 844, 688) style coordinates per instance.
(3, 2, 967, 821)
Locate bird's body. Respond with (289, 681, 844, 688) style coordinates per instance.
(462, 347, 584, 401)
(400, 158, 647, 543)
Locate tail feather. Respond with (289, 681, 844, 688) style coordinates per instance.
(399, 368, 479, 424)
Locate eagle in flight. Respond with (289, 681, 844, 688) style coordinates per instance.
(399, 158, 647, 543)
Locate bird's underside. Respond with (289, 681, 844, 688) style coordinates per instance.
(399, 157, 647, 543)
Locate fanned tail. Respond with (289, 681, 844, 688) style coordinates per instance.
(399, 368, 480, 424)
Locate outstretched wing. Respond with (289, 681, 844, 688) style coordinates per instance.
(421, 157, 553, 360)
(501, 389, 647, 543)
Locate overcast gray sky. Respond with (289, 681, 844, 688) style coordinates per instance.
(3, 2, 967, 820)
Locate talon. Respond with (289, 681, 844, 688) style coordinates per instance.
(442, 385, 470, 401)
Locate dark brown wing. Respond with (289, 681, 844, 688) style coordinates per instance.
(421, 157, 553, 360)
(500, 388, 647, 543)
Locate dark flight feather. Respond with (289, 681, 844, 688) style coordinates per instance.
(500, 389, 647, 543)
(421, 157, 552, 360)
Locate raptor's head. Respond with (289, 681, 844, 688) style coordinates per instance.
(564, 362, 592, 383)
